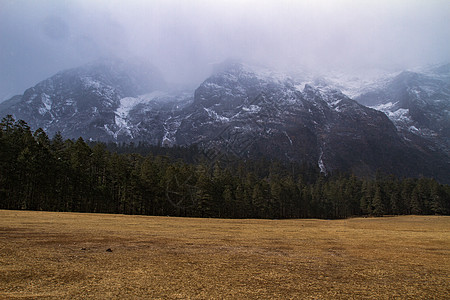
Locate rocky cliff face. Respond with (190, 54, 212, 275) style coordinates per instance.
(173, 62, 448, 179)
(4, 58, 168, 141)
(2, 60, 449, 182)
(356, 66, 450, 143)
(355, 65, 450, 182)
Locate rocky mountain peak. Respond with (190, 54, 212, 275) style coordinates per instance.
(1, 60, 449, 182)
(2, 58, 167, 141)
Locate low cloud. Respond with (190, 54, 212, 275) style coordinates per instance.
(1, 0, 449, 99)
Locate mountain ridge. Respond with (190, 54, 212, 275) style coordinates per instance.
(2, 59, 449, 182)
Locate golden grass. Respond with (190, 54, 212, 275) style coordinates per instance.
(0, 210, 449, 299)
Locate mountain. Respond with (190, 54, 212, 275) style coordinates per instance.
(0, 58, 173, 141)
(173, 62, 449, 180)
(353, 65, 450, 182)
(355, 65, 450, 148)
(2, 60, 449, 182)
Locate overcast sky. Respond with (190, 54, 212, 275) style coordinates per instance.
(1, 0, 449, 101)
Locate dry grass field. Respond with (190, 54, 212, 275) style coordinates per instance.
(0, 210, 449, 299)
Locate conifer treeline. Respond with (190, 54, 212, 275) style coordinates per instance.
(1, 115, 449, 219)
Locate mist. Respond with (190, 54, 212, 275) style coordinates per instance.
(1, 0, 450, 101)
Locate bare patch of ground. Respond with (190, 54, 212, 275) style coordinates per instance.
(0, 211, 449, 299)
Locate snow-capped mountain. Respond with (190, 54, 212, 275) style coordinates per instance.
(174, 62, 449, 181)
(2, 59, 449, 182)
(1, 58, 181, 142)
(355, 65, 450, 143)
(351, 65, 450, 176)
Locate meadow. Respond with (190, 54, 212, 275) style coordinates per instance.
(0, 210, 449, 299)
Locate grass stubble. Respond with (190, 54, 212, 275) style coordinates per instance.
(0, 210, 449, 299)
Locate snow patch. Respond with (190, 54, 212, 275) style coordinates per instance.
(38, 107, 47, 115)
(27, 94, 37, 104)
(329, 99, 342, 107)
(284, 131, 293, 145)
(319, 70, 400, 99)
(294, 84, 306, 93)
(387, 108, 410, 122)
(103, 124, 116, 139)
(318, 149, 327, 174)
(242, 105, 261, 113)
(81, 77, 116, 100)
(203, 107, 230, 122)
(370, 102, 413, 125)
(204, 82, 224, 90)
(115, 91, 167, 128)
(41, 93, 52, 110)
(162, 117, 181, 146)
(38, 93, 52, 115)
(370, 101, 397, 111)
(81, 77, 101, 89)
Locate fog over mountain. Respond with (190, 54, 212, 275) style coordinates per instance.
(1, 0, 449, 101)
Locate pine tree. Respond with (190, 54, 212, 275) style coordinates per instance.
(195, 171, 213, 217)
(252, 183, 266, 218)
(429, 181, 445, 215)
(410, 186, 423, 215)
(390, 191, 400, 215)
(222, 185, 234, 218)
(234, 184, 248, 218)
(140, 156, 160, 215)
(372, 186, 385, 216)
(270, 179, 282, 219)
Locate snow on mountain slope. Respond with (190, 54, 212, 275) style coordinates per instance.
(113, 90, 194, 141)
(2, 60, 449, 182)
(173, 61, 443, 180)
(1, 58, 167, 141)
(356, 65, 450, 149)
(304, 64, 449, 161)
(115, 91, 168, 128)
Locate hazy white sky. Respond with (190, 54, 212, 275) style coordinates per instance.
(1, 0, 449, 100)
